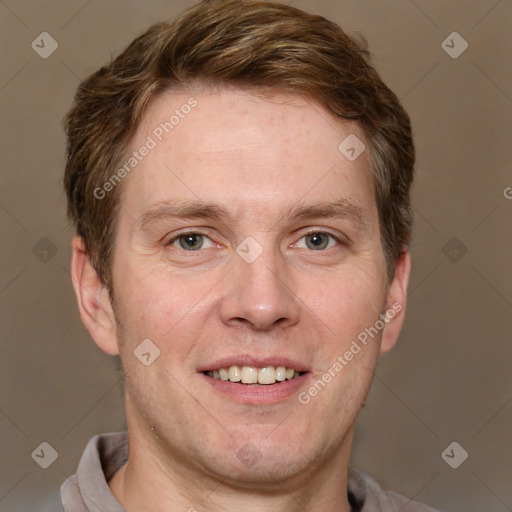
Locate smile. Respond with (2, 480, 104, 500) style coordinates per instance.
(204, 365, 304, 385)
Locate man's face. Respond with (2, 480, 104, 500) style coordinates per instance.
(104, 88, 402, 485)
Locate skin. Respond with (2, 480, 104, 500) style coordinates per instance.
(71, 88, 410, 512)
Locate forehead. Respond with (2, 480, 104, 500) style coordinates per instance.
(120, 87, 377, 226)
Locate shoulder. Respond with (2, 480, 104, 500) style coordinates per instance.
(36, 489, 65, 512)
(348, 466, 441, 512)
(37, 432, 129, 512)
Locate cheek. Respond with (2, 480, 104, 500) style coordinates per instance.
(113, 263, 220, 347)
(302, 264, 387, 339)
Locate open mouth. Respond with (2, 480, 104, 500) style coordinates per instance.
(203, 365, 306, 385)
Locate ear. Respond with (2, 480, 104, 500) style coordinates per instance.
(70, 235, 119, 355)
(380, 250, 411, 354)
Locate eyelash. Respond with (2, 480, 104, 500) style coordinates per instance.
(165, 229, 346, 251)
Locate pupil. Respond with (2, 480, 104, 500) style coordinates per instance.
(181, 234, 202, 250)
(308, 233, 327, 250)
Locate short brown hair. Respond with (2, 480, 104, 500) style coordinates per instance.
(64, 0, 415, 294)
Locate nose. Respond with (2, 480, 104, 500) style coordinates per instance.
(219, 243, 300, 331)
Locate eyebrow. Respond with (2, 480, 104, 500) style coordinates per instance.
(136, 198, 368, 231)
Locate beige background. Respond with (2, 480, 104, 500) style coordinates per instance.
(1, 0, 511, 510)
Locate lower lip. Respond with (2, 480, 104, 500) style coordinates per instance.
(201, 373, 310, 404)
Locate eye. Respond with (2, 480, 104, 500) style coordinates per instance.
(295, 231, 341, 251)
(167, 232, 215, 251)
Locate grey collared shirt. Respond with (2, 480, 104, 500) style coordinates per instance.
(39, 431, 440, 512)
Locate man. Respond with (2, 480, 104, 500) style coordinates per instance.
(49, 0, 439, 510)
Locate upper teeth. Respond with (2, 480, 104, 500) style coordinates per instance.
(206, 366, 300, 385)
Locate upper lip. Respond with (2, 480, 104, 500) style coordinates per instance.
(197, 355, 309, 373)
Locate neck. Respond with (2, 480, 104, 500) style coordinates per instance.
(109, 439, 353, 512)
(109, 399, 354, 512)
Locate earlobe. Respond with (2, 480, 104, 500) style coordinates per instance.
(380, 250, 411, 354)
(70, 236, 119, 355)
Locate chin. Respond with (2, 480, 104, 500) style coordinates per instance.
(210, 449, 319, 489)
(199, 431, 330, 488)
